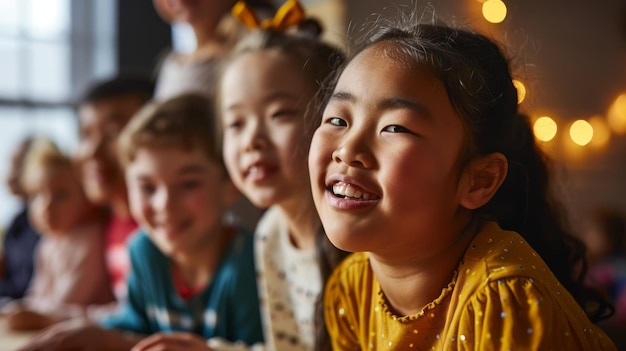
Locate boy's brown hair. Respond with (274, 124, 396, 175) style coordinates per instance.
(118, 93, 224, 170)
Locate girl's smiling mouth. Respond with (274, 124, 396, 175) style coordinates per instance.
(331, 182, 379, 201)
(325, 178, 380, 210)
(244, 161, 278, 182)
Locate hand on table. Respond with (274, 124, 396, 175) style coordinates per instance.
(16, 318, 100, 351)
(131, 332, 214, 351)
(7, 309, 56, 331)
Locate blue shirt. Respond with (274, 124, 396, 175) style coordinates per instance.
(101, 228, 264, 345)
(0, 207, 40, 299)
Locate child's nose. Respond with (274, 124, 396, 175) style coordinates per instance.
(153, 188, 176, 213)
(78, 135, 107, 160)
(332, 134, 375, 169)
(244, 121, 270, 152)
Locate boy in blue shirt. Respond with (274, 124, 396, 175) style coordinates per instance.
(105, 93, 263, 349)
(19, 93, 263, 350)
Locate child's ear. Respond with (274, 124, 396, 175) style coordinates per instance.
(459, 153, 508, 210)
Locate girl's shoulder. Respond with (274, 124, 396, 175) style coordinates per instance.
(338, 251, 370, 269)
(327, 252, 372, 291)
(449, 223, 618, 350)
(462, 221, 551, 281)
(456, 221, 574, 308)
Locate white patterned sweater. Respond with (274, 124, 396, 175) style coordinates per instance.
(254, 207, 321, 351)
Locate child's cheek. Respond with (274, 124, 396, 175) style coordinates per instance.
(127, 186, 147, 226)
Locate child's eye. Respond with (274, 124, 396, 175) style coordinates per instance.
(271, 109, 296, 119)
(383, 125, 411, 133)
(180, 180, 201, 190)
(327, 117, 347, 127)
(226, 120, 243, 131)
(138, 184, 156, 195)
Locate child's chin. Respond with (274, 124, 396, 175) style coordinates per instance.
(45, 224, 75, 236)
(155, 242, 177, 255)
(326, 234, 358, 253)
(152, 237, 179, 254)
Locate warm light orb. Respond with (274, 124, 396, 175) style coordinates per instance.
(569, 120, 593, 146)
(533, 116, 557, 142)
(482, 0, 507, 23)
(607, 93, 626, 134)
(589, 115, 610, 148)
(512, 79, 526, 104)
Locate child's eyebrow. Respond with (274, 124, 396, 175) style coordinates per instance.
(329, 91, 356, 103)
(378, 98, 432, 120)
(330, 91, 431, 120)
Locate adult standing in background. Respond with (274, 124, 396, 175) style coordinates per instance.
(152, 0, 275, 100)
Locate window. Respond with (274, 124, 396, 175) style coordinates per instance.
(0, 0, 116, 227)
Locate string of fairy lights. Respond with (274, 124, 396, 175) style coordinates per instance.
(479, 0, 626, 150)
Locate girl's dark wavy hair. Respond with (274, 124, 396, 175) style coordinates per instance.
(218, 19, 350, 351)
(317, 19, 613, 323)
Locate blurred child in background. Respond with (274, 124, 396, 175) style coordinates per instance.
(75, 75, 154, 308)
(0, 137, 40, 302)
(581, 207, 626, 346)
(19, 94, 264, 351)
(217, 2, 348, 349)
(4, 137, 113, 331)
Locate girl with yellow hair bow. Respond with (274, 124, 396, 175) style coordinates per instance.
(213, 2, 349, 351)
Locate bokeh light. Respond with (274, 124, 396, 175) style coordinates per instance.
(607, 93, 626, 134)
(588, 116, 610, 149)
(569, 120, 593, 146)
(512, 79, 526, 104)
(533, 116, 557, 142)
(482, 0, 507, 24)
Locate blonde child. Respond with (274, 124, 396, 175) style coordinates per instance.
(309, 20, 617, 350)
(217, 4, 347, 350)
(18, 94, 263, 351)
(4, 137, 113, 331)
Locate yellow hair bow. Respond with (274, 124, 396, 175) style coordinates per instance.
(232, 0, 306, 31)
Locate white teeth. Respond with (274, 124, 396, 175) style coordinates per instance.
(332, 183, 345, 196)
(345, 184, 357, 197)
(249, 166, 261, 174)
(332, 182, 374, 200)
